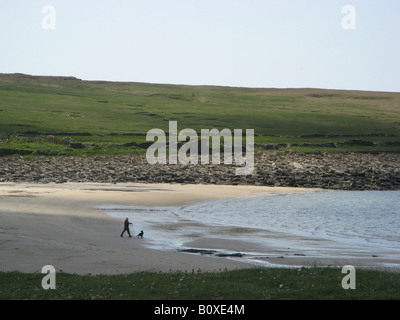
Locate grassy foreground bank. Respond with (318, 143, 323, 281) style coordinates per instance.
(1, 267, 399, 300)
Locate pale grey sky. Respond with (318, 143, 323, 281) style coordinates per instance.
(0, 0, 399, 92)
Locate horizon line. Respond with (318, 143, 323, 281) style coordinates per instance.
(1, 72, 399, 94)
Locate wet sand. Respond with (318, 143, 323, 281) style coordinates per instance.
(0, 182, 314, 274)
(0, 182, 396, 274)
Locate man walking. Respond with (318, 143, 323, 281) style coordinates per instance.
(120, 217, 133, 237)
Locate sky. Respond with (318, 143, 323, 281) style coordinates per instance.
(0, 0, 399, 92)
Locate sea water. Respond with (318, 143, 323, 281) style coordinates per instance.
(99, 190, 400, 268)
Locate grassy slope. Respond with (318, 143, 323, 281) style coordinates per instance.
(1, 73, 399, 136)
(1, 74, 399, 156)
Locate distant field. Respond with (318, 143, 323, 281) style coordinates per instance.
(1, 73, 399, 155)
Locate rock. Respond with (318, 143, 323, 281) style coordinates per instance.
(215, 252, 244, 258)
(122, 141, 139, 147)
(341, 139, 375, 146)
(0, 148, 32, 156)
(69, 142, 85, 149)
(376, 141, 400, 146)
(178, 249, 217, 255)
(289, 162, 304, 170)
(33, 150, 52, 156)
(61, 137, 75, 143)
(137, 141, 154, 149)
(0, 152, 399, 190)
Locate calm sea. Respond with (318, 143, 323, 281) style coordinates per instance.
(99, 190, 400, 268)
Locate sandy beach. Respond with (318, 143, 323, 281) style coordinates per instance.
(0, 182, 309, 274)
(0, 182, 397, 275)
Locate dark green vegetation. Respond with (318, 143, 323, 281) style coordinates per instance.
(1, 267, 399, 300)
(1, 73, 400, 156)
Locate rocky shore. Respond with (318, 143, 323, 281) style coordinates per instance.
(0, 152, 399, 190)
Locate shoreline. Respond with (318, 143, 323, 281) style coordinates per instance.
(1, 182, 398, 274)
(0, 182, 315, 275)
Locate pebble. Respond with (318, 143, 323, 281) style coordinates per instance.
(0, 152, 399, 190)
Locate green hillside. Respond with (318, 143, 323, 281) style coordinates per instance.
(1, 73, 399, 155)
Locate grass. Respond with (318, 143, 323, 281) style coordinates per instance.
(1, 74, 400, 156)
(2, 131, 400, 157)
(0, 139, 145, 157)
(1, 74, 400, 136)
(0, 267, 399, 300)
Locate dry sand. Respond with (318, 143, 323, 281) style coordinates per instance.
(0, 182, 314, 275)
(0, 182, 397, 274)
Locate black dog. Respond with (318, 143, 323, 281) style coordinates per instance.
(137, 230, 144, 239)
